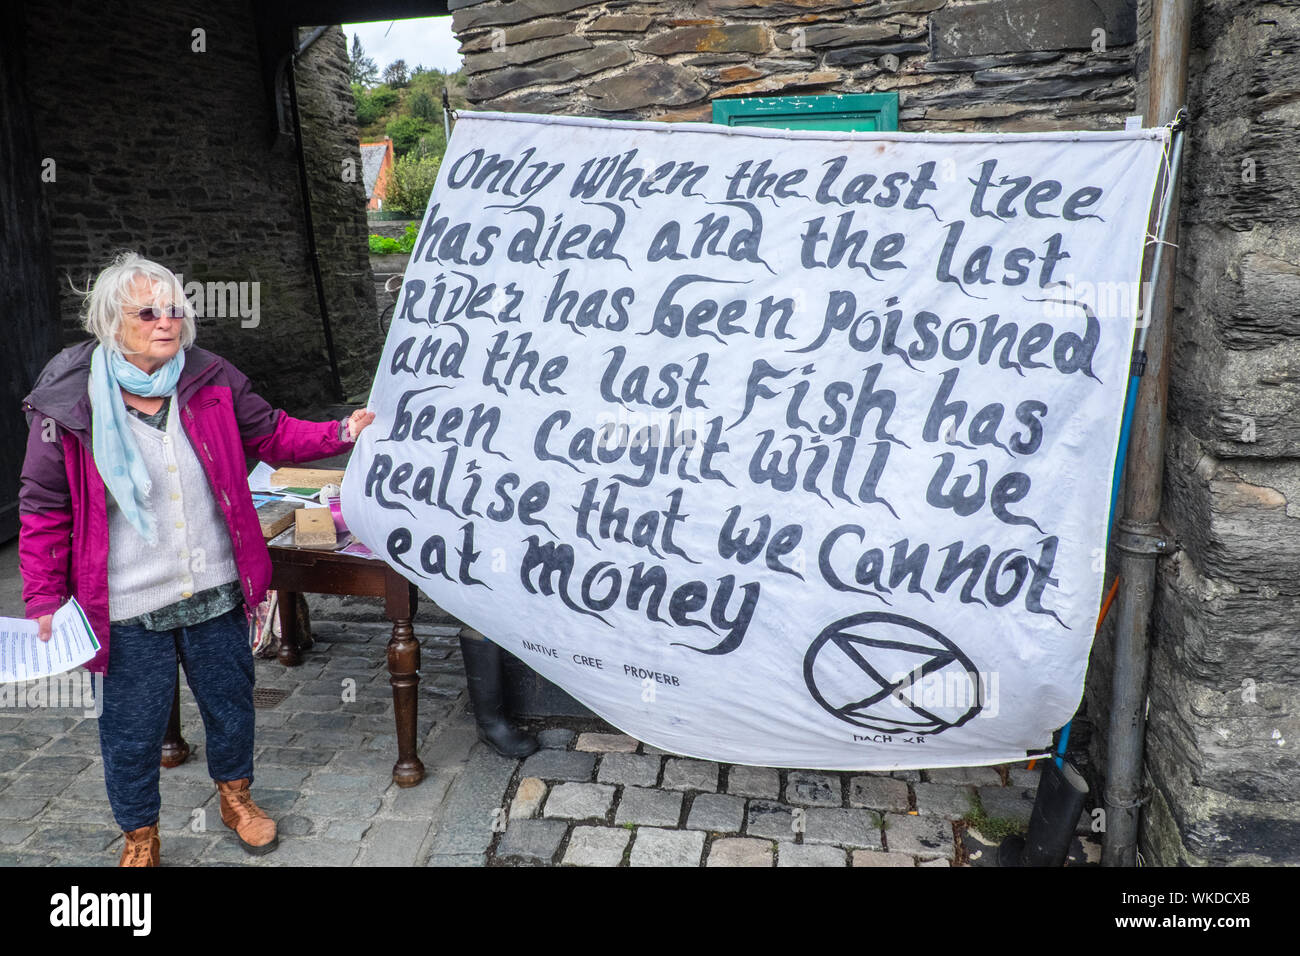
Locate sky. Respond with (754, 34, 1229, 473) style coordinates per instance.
(342, 16, 463, 75)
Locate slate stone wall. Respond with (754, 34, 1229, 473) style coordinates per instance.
(1129, 0, 1300, 866)
(449, 0, 1140, 130)
(22, 4, 375, 413)
(447, 0, 1300, 864)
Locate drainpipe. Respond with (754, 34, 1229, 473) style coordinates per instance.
(1101, 0, 1192, 867)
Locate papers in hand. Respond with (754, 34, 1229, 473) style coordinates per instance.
(0, 599, 101, 683)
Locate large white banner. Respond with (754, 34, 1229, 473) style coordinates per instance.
(343, 111, 1167, 770)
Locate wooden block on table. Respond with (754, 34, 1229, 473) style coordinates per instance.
(294, 507, 338, 547)
(256, 499, 298, 539)
(269, 467, 346, 490)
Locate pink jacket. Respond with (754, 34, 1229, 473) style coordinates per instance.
(19, 342, 352, 674)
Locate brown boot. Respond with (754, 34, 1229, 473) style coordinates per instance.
(119, 823, 160, 867)
(216, 778, 279, 855)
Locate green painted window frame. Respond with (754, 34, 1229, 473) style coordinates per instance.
(712, 93, 900, 132)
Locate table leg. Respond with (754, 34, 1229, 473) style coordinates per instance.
(277, 590, 303, 667)
(161, 678, 190, 768)
(387, 582, 424, 787)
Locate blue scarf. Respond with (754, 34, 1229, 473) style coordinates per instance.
(88, 344, 185, 545)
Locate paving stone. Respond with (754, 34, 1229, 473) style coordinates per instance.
(292, 792, 383, 821)
(629, 827, 705, 867)
(304, 771, 390, 793)
(853, 849, 915, 867)
(597, 753, 660, 787)
(520, 749, 596, 782)
(976, 786, 1035, 828)
(157, 835, 216, 864)
(563, 825, 631, 867)
(263, 838, 361, 866)
(510, 777, 547, 819)
(426, 745, 518, 857)
(322, 819, 371, 842)
(1006, 764, 1042, 789)
(0, 823, 36, 845)
(23, 825, 118, 855)
(0, 798, 50, 821)
(919, 857, 951, 867)
(706, 836, 773, 867)
(661, 758, 718, 792)
(926, 766, 1002, 786)
(258, 747, 335, 767)
(496, 819, 568, 862)
(803, 808, 885, 849)
(787, 771, 841, 807)
(744, 801, 799, 842)
(326, 750, 396, 775)
(686, 793, 746, 833)
(778, 843, 847, 867)
(640, 745, 681, 757)
(278, 814, 317, 837)
(385, 769, 456, 820)
(1, 774, 72, 798)
(849, 775, 911, 811)
(913, 783, 977, 818)
(576, 732, 638, 753)
(17, 755, 92, 774)
(543, 783, 615, 821)
(425, 852, 485, 867)
(884, 813, 955, 859)
(360, 820, 431, 866)
(0, 751, 35, 770)
(36, 737, 100, 757)
(726, 765, 780, 799)
(34, 799, 117, 828)
(615, 787, 682, 827)
(891, 769, 923, 783)
(251, 767, 311, 790)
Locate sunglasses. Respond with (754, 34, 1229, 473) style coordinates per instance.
(128, 305, 186, 321)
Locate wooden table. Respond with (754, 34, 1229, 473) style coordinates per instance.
(162, 542, 426, 788)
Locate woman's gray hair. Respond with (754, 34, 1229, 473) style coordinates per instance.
(77, 251, 196, 354)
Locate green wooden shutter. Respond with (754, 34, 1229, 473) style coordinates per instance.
(712, 93, 899, 132)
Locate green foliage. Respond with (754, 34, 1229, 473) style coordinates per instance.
(387, 151, 442, 217)
(382, 59, 410, 88)
(349, 33, 378, 86)
(961, 792, 1027, 841)
(353, 84, 398, 127)
(408, 90, 437, 122)
(386, 115, 434, 157)
(367, 222, 419, 255)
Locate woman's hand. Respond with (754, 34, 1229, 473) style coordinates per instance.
(345, 408, 376, 441)
(36, 614, 53, 643)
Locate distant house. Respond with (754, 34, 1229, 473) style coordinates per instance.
(360, 137, 395, 211)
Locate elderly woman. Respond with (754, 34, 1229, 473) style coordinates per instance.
(19, 251, 373, 866)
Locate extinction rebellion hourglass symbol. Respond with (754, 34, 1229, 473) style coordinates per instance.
(803, 612, 984, 735)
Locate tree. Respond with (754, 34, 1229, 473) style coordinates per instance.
(387, 152, 442, 217)
(349, 34, 378, 87)
(386, 115, 434, 157)
(408, 90, 437, 122)
(382, 59, 410, 88)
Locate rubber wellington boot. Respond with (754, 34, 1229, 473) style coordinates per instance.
(216, 778, 279, 855)
(459, 630, 539, 758)
(119, 823, 160, 867)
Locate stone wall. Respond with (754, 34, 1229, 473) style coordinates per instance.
(22, 3, 376, 414)
(1134, 0, 1300, 865)
(449, 0, 1140, 130)
(295, 26, 383, 403)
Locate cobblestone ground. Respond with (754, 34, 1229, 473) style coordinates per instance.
(0, 616, 1100, 868)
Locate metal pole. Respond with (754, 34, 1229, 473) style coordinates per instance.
(1102, 0, 1192, 867)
